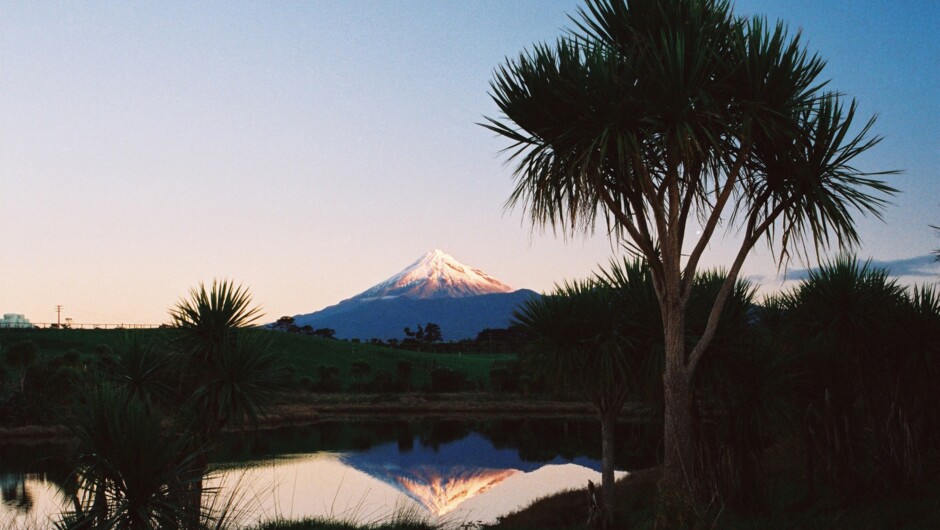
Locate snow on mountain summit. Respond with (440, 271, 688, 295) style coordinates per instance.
(354, 249, 513, 301)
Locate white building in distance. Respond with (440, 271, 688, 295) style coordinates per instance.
(0, 313, 32, 328)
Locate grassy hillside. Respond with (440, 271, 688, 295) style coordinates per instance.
(264, 330, 509, 389)
(0, 328, 511, 390)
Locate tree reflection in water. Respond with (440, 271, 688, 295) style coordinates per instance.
(0, 474, 34, 513)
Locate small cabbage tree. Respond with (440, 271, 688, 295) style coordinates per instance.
(514, 279, 635, 522)
(170, 280, 279, 438)
(169, 280, 282, 528)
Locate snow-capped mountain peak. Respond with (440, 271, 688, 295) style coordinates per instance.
(354, 249, 513, 301)
(289, 249, 538, 339)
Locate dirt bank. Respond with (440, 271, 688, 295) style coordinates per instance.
(0, 393, 649, 445)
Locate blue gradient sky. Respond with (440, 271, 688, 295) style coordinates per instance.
(1, 1, 937, 325)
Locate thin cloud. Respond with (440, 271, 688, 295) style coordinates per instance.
(784, 255, 940, 282)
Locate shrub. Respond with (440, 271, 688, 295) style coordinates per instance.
(5, 339, 39, 392)
(316, 365, 342, 393)
(489, 360, 521, 392)
(371, 370, 393, 393)
(5, 339, 38, 370)
(60, 349, 82, 367)
(396, 360, 414, 392)
(350, 360, 372, 391)
(430, 367, 470, 392)
(92, 344, 114, 357)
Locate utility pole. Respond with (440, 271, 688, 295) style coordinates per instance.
(55, 305, 62, 327)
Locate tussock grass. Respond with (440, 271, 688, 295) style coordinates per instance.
(253, 502, 437, 530)
(253, 520, 434, 530)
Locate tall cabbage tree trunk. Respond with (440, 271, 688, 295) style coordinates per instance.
(662, 309, 695, 496)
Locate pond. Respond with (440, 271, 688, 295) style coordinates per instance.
(0, 417, 658, 528)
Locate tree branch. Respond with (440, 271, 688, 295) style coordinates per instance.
(632, 150, 669, 247)
(681, 142, 752, 300)
(685, 197, 789, 377)
(676, 164, 701, 255)
(597, 188, 667, 293)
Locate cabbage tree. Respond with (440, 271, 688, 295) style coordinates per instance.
(485, 0, 896, 495)
(513, 279, 635, 523)
(169, 280, 281, 528)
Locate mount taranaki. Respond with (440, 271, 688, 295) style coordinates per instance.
(290, 250, 538, 340)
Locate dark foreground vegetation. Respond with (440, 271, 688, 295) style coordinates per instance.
(486, 255, 940, 529)
(2, 256, 937, 529)
(491, 469, 940, 530)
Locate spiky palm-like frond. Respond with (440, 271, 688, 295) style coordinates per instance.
(899, 284, 940, 428)
(168, 280, 281, 438)
(189, 334, 283, 433)
(112, 338, 176, 413)
(771, 255, 940, 494)
(485, 0, 896, 266)
(783, 254, 906, 351)
(595, 257, 664, 404)
(748, 95, 898, 263)
(513, 279, 634, 412)
(65, 384, 203, 530)
(170, 280, 263, 359)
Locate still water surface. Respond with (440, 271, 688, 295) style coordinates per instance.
(1, 418, 653, 528)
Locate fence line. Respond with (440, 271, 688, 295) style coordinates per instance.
(6, 323, 165, 330)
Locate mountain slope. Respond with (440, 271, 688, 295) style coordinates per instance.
(294, 289, 538, 340)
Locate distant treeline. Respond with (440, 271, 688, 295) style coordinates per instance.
(268, 316, 530, 354)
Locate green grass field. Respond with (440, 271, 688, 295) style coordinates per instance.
(0, 328, 511, 390)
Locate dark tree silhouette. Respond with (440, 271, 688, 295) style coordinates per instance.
(424, 323, 442, 343)
(313, 328, 336, 339)
(168, 280, 282, 527)
(5, 340, 38, 393)
(404, 323, 442, 343)
(485, 0, 896, 496)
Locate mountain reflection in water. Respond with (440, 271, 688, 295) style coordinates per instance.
(1, 419, 644, 528)
(336, 432, 618, 519)
(219, 432, 629, 525)
(394, 466, 519, 516)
